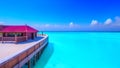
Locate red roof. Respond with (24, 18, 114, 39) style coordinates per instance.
(0, 25, 38, 32)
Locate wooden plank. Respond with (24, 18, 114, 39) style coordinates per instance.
(2, 56, 18, 68)
(27, 47, 35, 55)
(19, 52, 27, 61)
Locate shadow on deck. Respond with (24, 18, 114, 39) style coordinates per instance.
(18, 37, 44, 44)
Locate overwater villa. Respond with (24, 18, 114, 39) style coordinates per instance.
(0, 25, 38, 43)
(0, 25, 48, 68)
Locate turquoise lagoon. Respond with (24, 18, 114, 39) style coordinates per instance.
(34, 32, 120, 68)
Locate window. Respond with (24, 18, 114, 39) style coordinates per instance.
(7, 33, 23, 37)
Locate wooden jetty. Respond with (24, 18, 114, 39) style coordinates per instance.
(0, 34, 48, 68)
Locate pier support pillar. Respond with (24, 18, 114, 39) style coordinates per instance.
(36, 53, 39, 60)
(38, 51, 41, 59)
(28, 60, 31, 68)
(33, 55, 36, 65)
(38, 52, 40, 59)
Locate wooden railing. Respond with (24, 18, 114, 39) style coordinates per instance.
(0, 36, 27, 43)
(16, 36, 26, 43)
(0, 34, 48, 43)
(37, 34, 46, 36)
(3, 37, 15, 41)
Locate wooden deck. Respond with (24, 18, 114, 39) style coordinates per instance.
(0, 35, 48, 68)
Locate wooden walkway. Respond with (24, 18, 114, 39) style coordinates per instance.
(0, 35, 48, 68)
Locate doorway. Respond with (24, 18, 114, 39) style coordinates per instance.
(31, 33, 34, 39)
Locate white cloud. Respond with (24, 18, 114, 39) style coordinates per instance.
(104, 18, 112, 25)
(90, 20, 98, 25)
(110, 16, 120, 26)
(115, 16, 120, 23)
(70, 22, 73, 25)
(69, 22, 74, 27)
(45, 24, 50, 27)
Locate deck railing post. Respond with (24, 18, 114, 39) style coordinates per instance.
(2, 36, 3, 43)
(26, 36, 28, 41)
(15, 35, 17, 43)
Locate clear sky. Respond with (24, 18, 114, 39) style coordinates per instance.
(0, 0, 120, 31)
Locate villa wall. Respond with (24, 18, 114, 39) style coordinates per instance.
(0, 32, 38, 43)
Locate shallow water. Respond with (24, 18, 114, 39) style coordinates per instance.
(34, 32, 120, 68)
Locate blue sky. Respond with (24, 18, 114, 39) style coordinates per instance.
(0, 0, 120, 31)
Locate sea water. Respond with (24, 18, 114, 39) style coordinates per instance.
(34, 32, 120, 68)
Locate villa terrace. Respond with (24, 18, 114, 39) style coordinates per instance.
(0, 25, 38, 43)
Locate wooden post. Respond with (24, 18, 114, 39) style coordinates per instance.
(28, 60, 31, 68)
(38, 51, 41, 59)
(15, 34, 17, 43)
(36, 53, 38, 60)
(1, 36, 3, 43)
(37, 52, 40, 59)
(33, 55, 36, 65)
(1, 33, 3, 43)
(26, 33, 28, 41)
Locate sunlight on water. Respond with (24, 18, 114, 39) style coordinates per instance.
(34, 32, 120, 68)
